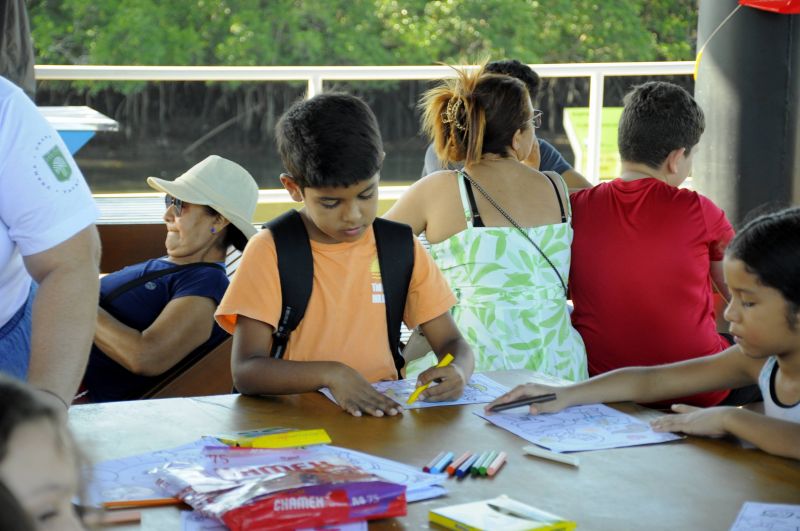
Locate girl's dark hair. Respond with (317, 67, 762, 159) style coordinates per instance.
(0, 376, 60, 463)
(726, 206, 800, 323)
(0, 480, 35, 531)
(421, 63, 532, 166)
(203, 206, 248, 252)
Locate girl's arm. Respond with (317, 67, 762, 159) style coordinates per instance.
(489, 346, 760, 414)
(653, 405, 800, 460)
(94, 296, 217, 376)
(724, 409, 800, 459)
(415, 311, 475, 401)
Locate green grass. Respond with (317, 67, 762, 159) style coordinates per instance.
(563, 107, 622, 181)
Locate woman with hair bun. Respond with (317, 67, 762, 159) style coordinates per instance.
(387, 64, 587, 381)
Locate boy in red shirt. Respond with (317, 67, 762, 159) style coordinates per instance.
(569, 81, 734, 407)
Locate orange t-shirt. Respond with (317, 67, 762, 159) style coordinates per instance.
(215, 226, 456, 382)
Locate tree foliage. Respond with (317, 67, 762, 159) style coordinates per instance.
(30, 0, 697, 69)
(26, 0, 698, 167)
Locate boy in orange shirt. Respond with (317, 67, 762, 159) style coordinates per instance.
(216, 93, 474, 417)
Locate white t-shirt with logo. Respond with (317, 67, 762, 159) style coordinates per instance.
(0, 77, 99, 327)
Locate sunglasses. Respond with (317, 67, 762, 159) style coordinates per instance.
(530, 109, 544, 129)
(164, 195, 184, 216)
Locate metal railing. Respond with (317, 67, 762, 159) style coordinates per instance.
(36, 61, 695, 184)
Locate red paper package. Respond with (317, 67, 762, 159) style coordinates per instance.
(154, 456, 405, 530)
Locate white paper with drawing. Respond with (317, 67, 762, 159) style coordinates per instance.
(86, 438, 445, 507)
(729, 502, 800, 531)
(320, 373, 508, 409)
(85, 439, 213, 506)
(475, 404, 681, 452)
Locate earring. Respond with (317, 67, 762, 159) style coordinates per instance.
(210, 227, 216, 234)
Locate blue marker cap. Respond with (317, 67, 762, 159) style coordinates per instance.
(429, 451, 454, 474)
(455, 453, 480, 478)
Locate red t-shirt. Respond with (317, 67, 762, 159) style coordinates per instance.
(569, 178, 735, 407)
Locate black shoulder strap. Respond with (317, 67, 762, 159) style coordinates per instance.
(373, 218, 415, 377)
(461, 171, 485, 227)
(100, 261, 225, 307)
(262, 210, 313, 358)
(542, 171, 567, 223)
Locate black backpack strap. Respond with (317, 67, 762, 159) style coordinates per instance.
(101, 262, 225, 307)
(373, 218, 415, 377)
(262, 210, 313, 359)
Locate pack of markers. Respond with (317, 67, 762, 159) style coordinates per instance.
(153, 446, 406, 530)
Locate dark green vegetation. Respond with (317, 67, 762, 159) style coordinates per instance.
(28, 1, 697, 191)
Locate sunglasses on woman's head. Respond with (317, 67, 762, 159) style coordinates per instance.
(164, 195, 184, 216)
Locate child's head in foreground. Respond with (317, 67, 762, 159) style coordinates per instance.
(275, 92, 384, 244)
(618, 81, 705, 182)
(0, 376, 83, 530)
(724, 206, 800, 358)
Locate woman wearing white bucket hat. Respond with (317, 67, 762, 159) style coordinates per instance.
(81, 156, 259, 402)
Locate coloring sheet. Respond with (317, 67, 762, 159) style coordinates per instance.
(474, 404, 682, 452)
(320, 373, 508, 409)
(86, 438, 213, 506)
(729, 502, 800, 531)
(87, 438, 446, 508)
(180, 511, 368, 531)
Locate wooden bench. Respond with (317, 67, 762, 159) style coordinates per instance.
(97, 223, 166, 274)
(142, 337, 233, 399)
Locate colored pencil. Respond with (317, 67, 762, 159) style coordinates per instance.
(489, 393, 557, 412)
(407, 353, 454, 405)
(455, 453, 480, 478)
(478, 450, 498, 476)
(446, 451, 473, 476)
(102, 498, 180, 509)
(423, 451, 447, 472)
(522, 445, 580, 467)
(430, 452, 455, 474)
(487, 451, 508, 476)
(83, 510, 142, 526)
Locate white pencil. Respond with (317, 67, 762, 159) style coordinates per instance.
(522, 445, 580, 467)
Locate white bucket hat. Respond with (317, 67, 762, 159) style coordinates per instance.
(147, 155, 258, 239)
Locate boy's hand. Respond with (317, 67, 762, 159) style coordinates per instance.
(650, 404, 734, 437)
(415, 364, 467, 402)
(485, 383, 567, 414)
(327, 365, 403, 418)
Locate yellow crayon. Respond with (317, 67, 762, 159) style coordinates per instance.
(407, 354, 454, 405)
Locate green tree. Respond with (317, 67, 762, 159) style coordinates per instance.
(30, 0, 697, 69)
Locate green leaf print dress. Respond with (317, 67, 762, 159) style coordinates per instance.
(429, 171, 588, 381)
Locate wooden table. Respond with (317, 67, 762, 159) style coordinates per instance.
(68, 371, 800, 530)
